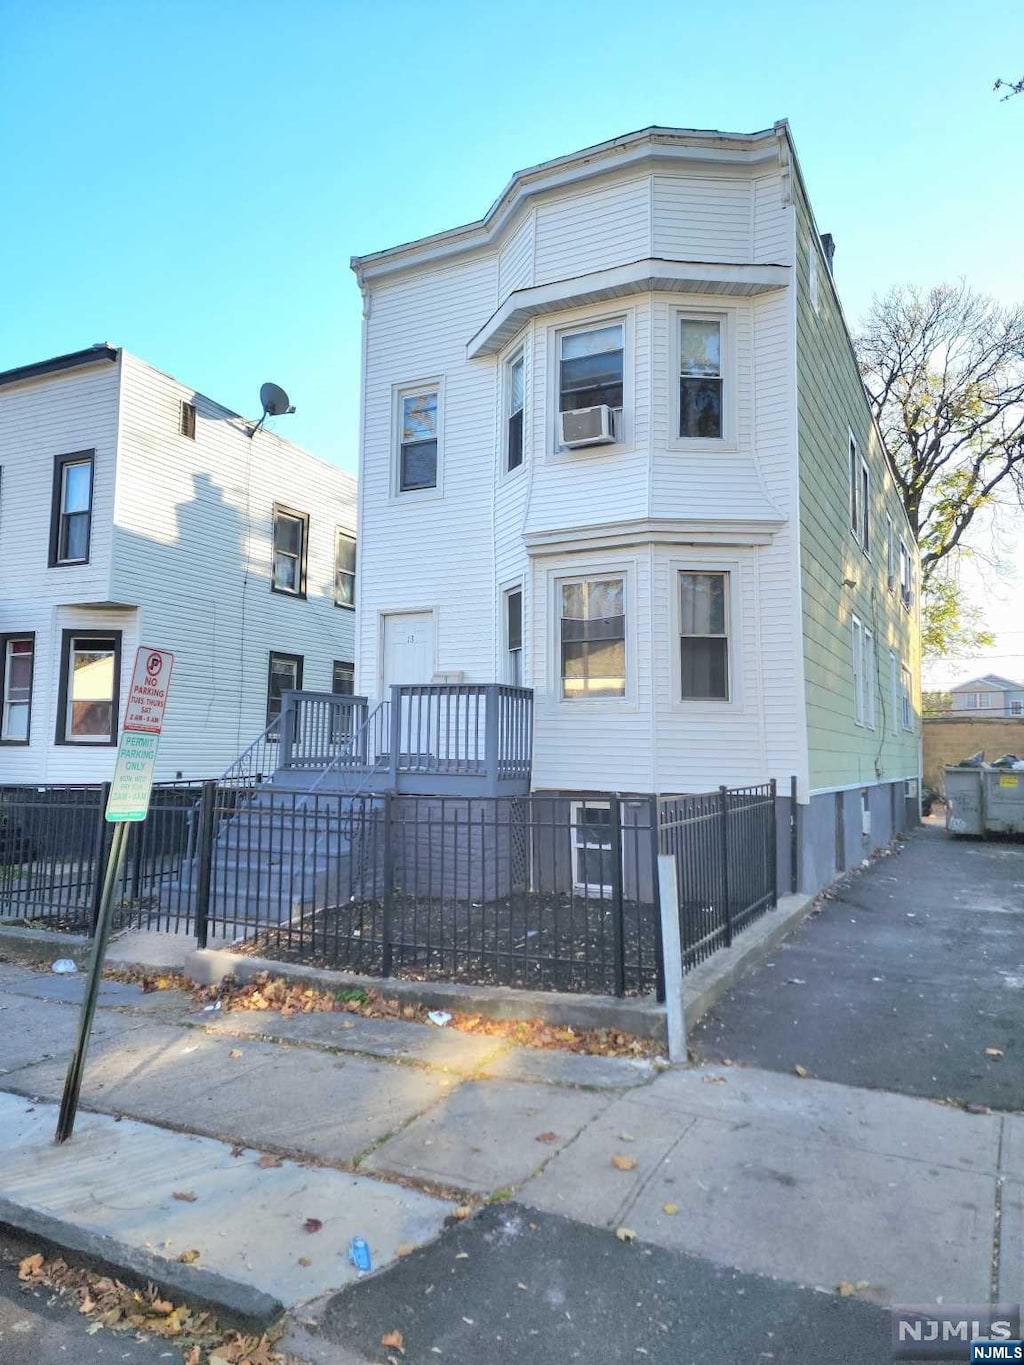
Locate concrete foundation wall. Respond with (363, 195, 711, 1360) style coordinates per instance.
(923, 716, 1024, 793)
(798, 779, 917, 896)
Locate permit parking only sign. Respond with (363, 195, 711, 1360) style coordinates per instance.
(105, 647, 174, 822)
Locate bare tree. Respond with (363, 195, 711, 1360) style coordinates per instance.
(857, 283, 1024, 581)
(994, 75, 1024, 98)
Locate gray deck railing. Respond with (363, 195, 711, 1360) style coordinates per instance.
(275, 685, 533, 793)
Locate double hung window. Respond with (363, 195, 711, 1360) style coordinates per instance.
(59, 632, 120, 744)
(901, 666, 914, 730)
(334, 530, 356, 607)
(267, 652, 303, 725)
(399, 389, 439, 491)
(506, 354, 525, 471)
(571, 802, 615, 895)
(849, 436, 869, 552)
(505, 588, 523, 686)
(558, 325, 623, 415)
(679, 572, 729, 700)
(560, 577, 625, 700)
(679, 318, 723, 439)
(50, 452, 93, 565)
(1, 637, 34, 743)
(272, 506, 308, 596)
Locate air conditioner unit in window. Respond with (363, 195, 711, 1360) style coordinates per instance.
(559, 405, 616, 449)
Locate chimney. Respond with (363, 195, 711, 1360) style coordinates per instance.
(819, 233, 836, 275)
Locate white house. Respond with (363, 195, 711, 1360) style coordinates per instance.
(950, 674, 1024, 717)
(0, 345, 357, 783)
(348, 123, 921, 893)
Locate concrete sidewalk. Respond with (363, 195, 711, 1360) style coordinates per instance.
(0, 952, 1019, 1354)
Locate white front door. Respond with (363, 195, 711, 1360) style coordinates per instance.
(382, 611, 435, 691)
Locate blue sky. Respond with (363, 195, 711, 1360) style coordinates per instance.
(2, 0, 1022, 678)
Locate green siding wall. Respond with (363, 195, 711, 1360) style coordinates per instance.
(794, 181, 920, 792)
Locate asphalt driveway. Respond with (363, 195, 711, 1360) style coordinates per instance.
(693, 820, 1024, 1110)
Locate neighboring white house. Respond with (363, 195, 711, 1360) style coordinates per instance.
(349, 123, 921, 894)
(949, 674, 1024, 717)
(0, 345, 357, 782)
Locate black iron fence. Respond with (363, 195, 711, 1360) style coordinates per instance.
(657, 782, 777, 969)
(0, 778, 779, 997)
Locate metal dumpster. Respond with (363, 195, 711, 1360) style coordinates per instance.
(945, 764, 1024, 836)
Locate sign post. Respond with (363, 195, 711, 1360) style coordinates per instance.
(56, 647, 174, 1144)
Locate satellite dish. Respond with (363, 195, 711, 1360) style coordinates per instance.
(260, 382, 293, 417)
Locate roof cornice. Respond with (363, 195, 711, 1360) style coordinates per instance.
(0, 345, 119, 390)
(351, 124, 786, 287)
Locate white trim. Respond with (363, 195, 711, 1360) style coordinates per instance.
(810, 776, 920, 797)
(376, 606, 438, 698)
(852, 614, 864, 727)
(391, 379, 444, 502)
(467, 258, 789, 358)
(523, 516, 782, 557)
(502, 583, 524, 687)
(667, 306, 737, 452)
(862, 625, 876, 730)
(547, 557, 636, 709)
(570, 799, 615, 897)
(500, 344, 527, 479)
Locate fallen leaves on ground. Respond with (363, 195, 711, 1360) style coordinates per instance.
(177, 1248, 201, 1264)
(611, 1154, 637, 1171)
(105, 967, 665, 1059)
(257, 1153, 283, 1168)
(396, 1243, 417, 1258)
(662, 1203, 679, 1215)
(794, 1064, 810, 1078)
(615, 1227, 637, 1243)
(13, 1248, 302, 1363)
(303, 1218, 323, 1234)
(453, 1205, 472, 1221)
(535, 1131, 559, 1144)
(381, 1329, 405, 1353)
(173, 1190, 198, 1202)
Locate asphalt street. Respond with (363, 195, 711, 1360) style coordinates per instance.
(309, 1203, 888, 1365)
(0, 1234, 185, 1365)
(693, 822, 1024, 1109)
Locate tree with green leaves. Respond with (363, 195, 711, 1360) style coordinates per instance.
(856, 283, 1024, 656)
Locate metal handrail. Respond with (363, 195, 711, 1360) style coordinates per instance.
(220, 715, 283, 785)
(306, 698, 390, 797)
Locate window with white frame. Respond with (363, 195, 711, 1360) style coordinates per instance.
(849, 437, 859, 541)
(558, 324, 623, 418)
(334, 529, 356, 608)
(1, 636, 34, 743)
(890, 650, 899, 736)
(1011, 700, 1022, 716)
(852, 616, 864, 725)
(560, 576, 625, 699)
(978, 692, 992, 710)
(679, 571, 729, 700)
(271, 505, 308, 596)
(848, 434, 869, 553)
(678, 317, 723, 439)
(860, 458, 870, 554)
(267, 651, 303, 726)
(886, 513, 896, 590)
(809, 248, 820, 313)
(571, 801, 615, 895)
(862, 626, 876, 729)
(505, 587, 523, 686)
(398, 388, 439, 492)
(506, 352, 524, 472)
(901, 665, 914, 729)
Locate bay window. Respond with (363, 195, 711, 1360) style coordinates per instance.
(560, 577, 625, 699)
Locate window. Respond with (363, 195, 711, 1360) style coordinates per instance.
(899, 539, 913, 607)
(978, 692, 992, 710)
(679, 318, 723, 439)
(399, 388, 439, 491)
(890, 650, 899, 735)
(862, 627, 876, 729)
(331, 661, 354, 695)
(1011, 701, 1022, 716)
(886, 514, 896, 590)
(809, 248, 820, 313)
(334, 529, 356, 608)
(852, 616, 864, 725)
(901, 665, 914, 730)
(505, 588, 523, 686)
(271, 506, 308, 596)
(267, 652, 303, 725)
(180, 401, 196, 439)
(571, 801, 615, 895)
(559, 324, 623, 416)
(849, 436, 868, 552)
(57, 632, 120, 744)
(506, 353, 525, 471)
(679, 572, 729, 699)
(0, 636, 34, 743)
(50, 451, 94, 565)
(560, 577, 625, 699)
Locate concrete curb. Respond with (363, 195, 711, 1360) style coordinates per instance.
(682, 892, 817, 1031)
(0, 1196, 284, 1330)
(0, 924, 93, 967)
(184, 948, 668, 1040)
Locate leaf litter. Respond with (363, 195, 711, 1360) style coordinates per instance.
(16, 1249, 302, 1363)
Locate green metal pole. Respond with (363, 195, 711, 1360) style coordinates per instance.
(55, 820, 130, 1144)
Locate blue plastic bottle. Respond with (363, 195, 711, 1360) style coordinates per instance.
(348, 1237, 372, 1273)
